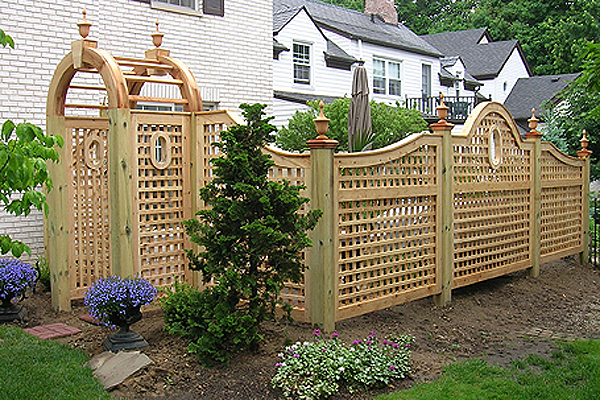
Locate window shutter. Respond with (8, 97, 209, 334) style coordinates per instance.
(203, 0, 224, 16)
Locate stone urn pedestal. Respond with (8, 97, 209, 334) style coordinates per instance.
(103, 307, 148, 352)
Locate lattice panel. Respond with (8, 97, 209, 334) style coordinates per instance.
(267, 155, 310, 316)
(201, 121, 225, 194)
(453, 189, 531, 284)
(454, 112, 531, 185)
(540, 185, 583, 257)
(136, 122, 187, 287)
(337, 143, 439, 319)
(540, 150, 582, 181)
(70, 125, 111, 298)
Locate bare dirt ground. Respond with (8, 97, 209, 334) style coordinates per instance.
(13, 257, 600, 399)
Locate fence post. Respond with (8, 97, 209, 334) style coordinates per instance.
(306, 102, 338, 333)
(577, 130, 593, 265)
(45, 115, 72, 311)
(108, 108, 136, 279)
(525, 110, 543, 277)
(430, 95, 454, 306)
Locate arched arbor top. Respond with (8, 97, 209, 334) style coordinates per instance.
(47, 12, 202, 117)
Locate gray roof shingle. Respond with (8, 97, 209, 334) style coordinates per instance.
(504, 73, 581, 121)
(422, 28, 530, 79)
(273, 0, 442, 57)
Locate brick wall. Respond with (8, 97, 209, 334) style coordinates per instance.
(0, 0, 273, 262)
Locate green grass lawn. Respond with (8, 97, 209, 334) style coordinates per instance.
(377, 340, 600, 400)
(0, 325, 111, 400)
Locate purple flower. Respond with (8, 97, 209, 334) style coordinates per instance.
(369, 331, 376, 337)
(382, 339, 389, 345)
(389, 365, 396, 371)
(322, 348, 327, 352)
(405, 343, 411, 348)
(275, 362, 282, 367)
(331, 332, 339, 338)
(84, 276, 157, 327)
(392, 343, 399, 349)
(352, 339, 363, 345)
(366, 340, 373, 346)
(0, 258, 37, 301)
(293, 353, 300, 358)
(313, 329, 321, 337)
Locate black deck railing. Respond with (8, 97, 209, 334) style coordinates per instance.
(406, 95, 484, 122)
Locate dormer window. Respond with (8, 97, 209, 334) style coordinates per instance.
(293, 43, 311, 85)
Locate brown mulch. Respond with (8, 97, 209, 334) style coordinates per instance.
(11, 256, 600, 399)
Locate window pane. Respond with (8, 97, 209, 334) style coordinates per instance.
(293, 43, 311, 84)
(373, 59, 385, 77)
(157, 0, 196, 8)
(373, 77, 386, 94)
(389, 62, 401, 79)
(389, 79, 401, 96)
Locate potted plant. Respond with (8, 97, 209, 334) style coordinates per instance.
(84, 276, 157, 352)
(0, 258, 37, 323)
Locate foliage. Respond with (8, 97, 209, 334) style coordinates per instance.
(83, 276, 157, 327)
(376, 339, 600, 400)
(0, 28, 14, 48)
(276, 98, 427, 152)
(0, 258, 37, 301)
(178, 103, 321, 365)
(271, 330, 414, 399)
(0, 325, 111, 400)
(541, 80, 600, 180)
(35, 257, 51, 292)
(0, 118, 63, 258)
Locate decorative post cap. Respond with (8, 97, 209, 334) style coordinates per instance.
(577, 129, 593, 158)
(429, 93, 454, 132)
(525, 108, 543, 139)
(152, 20, 163, 48)
(307, 101, 338, 149)
(78, 9, 92, 39)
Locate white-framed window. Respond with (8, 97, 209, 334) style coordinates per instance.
(151, 0, 224, 16)
(373, 58, 402, 96)
(422, 64, 431, 97)
(293, 42, 311, 85)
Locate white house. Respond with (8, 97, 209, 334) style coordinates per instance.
(272, 0, 458, 127)
(422, 28, 531, 103)
(0, 0, 273, 261)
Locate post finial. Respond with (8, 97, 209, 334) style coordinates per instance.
(306, 101, 338, 149)
(577, 129, 593, 158)
(525, 108, 543, 139)
(78, 8, 92, 39)
(436, 93, 449, 122)
(152, 20, 164, 48)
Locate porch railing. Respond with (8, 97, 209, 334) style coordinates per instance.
(406, 95, 483, 121)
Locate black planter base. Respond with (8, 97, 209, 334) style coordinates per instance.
(0, 303, 26, 323)
(103, 329, 148, 352)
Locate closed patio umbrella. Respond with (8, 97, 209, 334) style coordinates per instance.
(347, 62, 373, 152)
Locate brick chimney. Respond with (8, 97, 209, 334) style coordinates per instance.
(365, 0, 398, 25)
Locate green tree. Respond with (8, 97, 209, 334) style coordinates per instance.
(177, 104, 321, 364)
(542, 80, 600, 180)
(276, 98, 427, 152)
(1, 30, 63, 257)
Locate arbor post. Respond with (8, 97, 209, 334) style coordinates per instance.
(577, 130, 593, 265)
(525, 109, 543, 277)
(430, 95, 455, 307)
(306, 102, 338, 333)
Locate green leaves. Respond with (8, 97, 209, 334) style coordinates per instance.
(276, 98, 427, 153)
(173, 104, 321, 365)
(0, 28, 14, 49)
(0, 120, 63, 256)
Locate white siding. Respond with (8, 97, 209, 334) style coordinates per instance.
(273, 10, 352, 97)
(272, 98, 312, 128)
(0, 0, 273, 261)
(477, 48, 530, 103)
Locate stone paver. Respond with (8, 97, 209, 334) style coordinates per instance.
(24, 323, 82, 339)
(86, 351, 153, 390)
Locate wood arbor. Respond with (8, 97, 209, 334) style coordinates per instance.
(45, 12, 205, 310)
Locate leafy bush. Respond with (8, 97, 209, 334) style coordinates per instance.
(276, 98, 427, 153)
(166, 104, 321, 365)
(271, 330, 414, 399)
(35, 257, 51, 292)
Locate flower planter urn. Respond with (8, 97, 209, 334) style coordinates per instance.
(0, 259, 37, 323)
(102, 306, 149, 352)
(0, 296, 26, 323)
